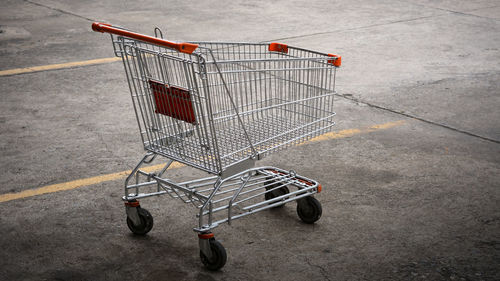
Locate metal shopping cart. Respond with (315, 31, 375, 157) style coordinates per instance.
(92, 22, 341, 270)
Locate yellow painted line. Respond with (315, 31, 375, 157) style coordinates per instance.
(302, 119, 406, 144)
(0, 120, 405, 203)
(0, 57, 121, 77)
(0, 162, 184, 203)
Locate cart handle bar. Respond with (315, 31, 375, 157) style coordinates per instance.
(92, 22, 198, 54)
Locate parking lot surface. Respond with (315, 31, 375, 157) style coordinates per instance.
(1, 1, 499, 280)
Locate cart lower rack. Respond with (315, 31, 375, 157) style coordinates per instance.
(92, 22, 340, 270)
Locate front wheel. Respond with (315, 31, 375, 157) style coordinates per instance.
(200, 239, 227, 271)
(297, 196, 322, 224)
(126, 207, 154, 235)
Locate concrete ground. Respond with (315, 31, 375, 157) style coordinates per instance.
(1, 0, 499, 280)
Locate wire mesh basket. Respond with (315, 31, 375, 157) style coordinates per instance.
(108, 31, 339, 176)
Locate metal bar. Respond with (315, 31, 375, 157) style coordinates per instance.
(124, 190, 168, 200)
(212, 92, 336, 121)
(152, 175, 209, 201)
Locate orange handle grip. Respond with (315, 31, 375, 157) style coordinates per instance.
(92, 22, 198, 54)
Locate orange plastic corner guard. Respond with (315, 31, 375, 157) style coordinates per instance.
(91, 22, 198, 54)
(327, 54, 342, 67)
(269, 42, 288, 53)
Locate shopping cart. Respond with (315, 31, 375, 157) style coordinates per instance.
(92, 22, 341, 270)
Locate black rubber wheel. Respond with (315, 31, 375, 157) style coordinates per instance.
(297, 196, 322, 224)
(264, 178, 290, 208)
(200, 239, 227, 271)
(126, 207, 154, 235)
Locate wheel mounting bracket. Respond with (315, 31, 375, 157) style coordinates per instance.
(199, 234, 213, 260)
(125, 204, 141, 226)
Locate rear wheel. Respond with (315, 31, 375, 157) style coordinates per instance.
(264, 178, 290, 208)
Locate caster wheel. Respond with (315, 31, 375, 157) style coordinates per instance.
(126, 207, 154, 235)
(297, 196, 322, 224)
(264, 177, 290, 208)
(200, 239, 227, 271)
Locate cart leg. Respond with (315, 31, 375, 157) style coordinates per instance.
(198, 233, 227, 271)
(125, 200, 154, 235)
(124, 152, 156, 199)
